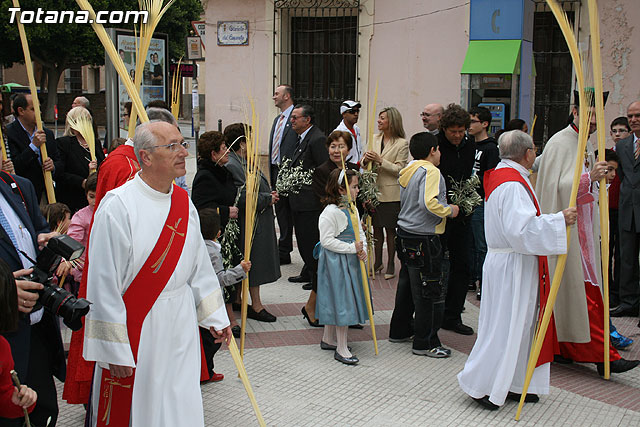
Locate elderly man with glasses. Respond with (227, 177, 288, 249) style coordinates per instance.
(83, 121, 231, 427)
(421, 103, 444, 135)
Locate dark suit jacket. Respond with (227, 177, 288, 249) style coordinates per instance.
(288, 126, 329, 212)
(5, 120, 61, 202)
(55, 135, 105, 213)
(616, 134, 640, 231)
(268, 111, 298, 188)
(312, 159, 359, 200)
(0, 174, 65, 383)
(191, 158, 238, 228)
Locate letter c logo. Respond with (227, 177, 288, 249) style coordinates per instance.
(491, 9, 500, 34)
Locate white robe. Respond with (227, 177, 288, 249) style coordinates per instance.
(83, 173, 229, 427)
(457, 160, 567, 406)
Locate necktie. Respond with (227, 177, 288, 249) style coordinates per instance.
(0, 208, 19, 248)
(635, 139, 640, 160)
(296, 135, 302, 147)
(271, 114, 286, 164)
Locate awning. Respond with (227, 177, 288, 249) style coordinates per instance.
(461, 40, 522, 75)
(0, 83, 31, 93)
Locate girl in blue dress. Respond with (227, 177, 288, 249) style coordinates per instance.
(315, 168, 369, 365)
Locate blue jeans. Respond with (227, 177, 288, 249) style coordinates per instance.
(470, 203, 487, 283)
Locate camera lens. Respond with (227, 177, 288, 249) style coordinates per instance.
(39, 286, 90, 331)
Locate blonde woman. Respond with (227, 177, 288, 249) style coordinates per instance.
(55, 106, 104, 213)
(361, 107, 409, 279)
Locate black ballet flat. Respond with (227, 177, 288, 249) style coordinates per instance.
(320, 341, 351, 351)
(301, 306, 322, 327)
(334, 351, 359, 365)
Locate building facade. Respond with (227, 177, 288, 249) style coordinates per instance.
(203, 0, 639, 150)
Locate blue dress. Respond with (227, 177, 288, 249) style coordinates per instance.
(315, 208, 369, 326)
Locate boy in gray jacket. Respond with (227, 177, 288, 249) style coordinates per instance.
(389, 132, 459, 357)
(198, 208, 251, 382)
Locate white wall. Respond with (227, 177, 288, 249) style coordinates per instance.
(204, 0, 273, 153)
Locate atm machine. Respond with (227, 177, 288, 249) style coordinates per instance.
(461, 0, 536, 136)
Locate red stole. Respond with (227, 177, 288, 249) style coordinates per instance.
(484, 167, 560, 367)
(96, 186, 190, 427)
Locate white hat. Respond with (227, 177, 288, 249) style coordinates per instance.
(340, 100, 361, 115)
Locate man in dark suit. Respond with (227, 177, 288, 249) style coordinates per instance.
(5, 94, 61, 202)
(613, 101, 640, 318)
(289, 105, 329, 323)
(269, 85, 299, 266)
(0, 172, 65, 426)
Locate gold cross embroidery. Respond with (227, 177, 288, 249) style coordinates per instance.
(150, 218, 185, 273)
(101, 377, 132, 425)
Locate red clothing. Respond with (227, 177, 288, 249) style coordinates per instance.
(0, 336, 35, 419)
(63, 143, 139, 404)
(609, 173, 620, 209)
(94, 144, 140, 207)
(558, 282, 621, 363)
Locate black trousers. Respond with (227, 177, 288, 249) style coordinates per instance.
(199, 327, 222, 377)
(291, 209, 320, 291)
(271, 164, 294, 257)
(390, 233, 446, 350)
(618, 215, 640, 310)
(442, 217, 472, 326)
(609, 208, 621, 306)
(26, 321, 59, 427)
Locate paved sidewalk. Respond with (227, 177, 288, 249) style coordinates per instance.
(55, 150, 640, 425)
(56, 247, 640, 426)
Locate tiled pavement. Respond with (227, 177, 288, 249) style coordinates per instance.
(55, 248, 640, 426)
(54, 146, 640, 425)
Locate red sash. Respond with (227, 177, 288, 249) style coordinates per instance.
(484, 167, 560, 367)
(97, 185, 189, 427)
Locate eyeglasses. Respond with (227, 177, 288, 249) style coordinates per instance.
(611, 129, 629, 134)
(470, 119, 482, 124)
(152, 141, 190, 152)
(420, 112, 430, 118)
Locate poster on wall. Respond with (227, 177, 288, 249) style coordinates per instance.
(114, 30, 169, 136)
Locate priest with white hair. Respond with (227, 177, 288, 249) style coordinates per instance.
(83, 121, 231, 426)
(457, 130, 576, 410)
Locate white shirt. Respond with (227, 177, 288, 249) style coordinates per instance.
(271, 105, 294, 163)
(0, 192, 43, 323)
(298, 125, 313, 143)
(0, 193, 37, 269)
(335, 120, 362, 163)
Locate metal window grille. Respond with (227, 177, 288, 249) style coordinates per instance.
(274, 0, 360, 134)
(68, 66, 83, 93)
(532, 10, 575, 147)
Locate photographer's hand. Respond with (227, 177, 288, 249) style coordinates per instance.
(37, 231, 59, 248)
(14, 269, 42, 314)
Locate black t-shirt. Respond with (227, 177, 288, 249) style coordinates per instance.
(472, 136, 499, 199)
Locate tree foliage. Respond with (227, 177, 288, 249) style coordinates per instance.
(0, 0, 203, 119)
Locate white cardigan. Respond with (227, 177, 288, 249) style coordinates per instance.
(318, 204, 367, 254)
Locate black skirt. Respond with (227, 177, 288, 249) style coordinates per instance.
(372, 201, 401, 229)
